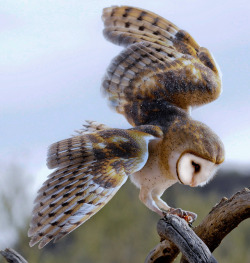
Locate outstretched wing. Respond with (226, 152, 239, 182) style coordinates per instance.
(102, 6, 222, 126)
(28, 126, 162, 248)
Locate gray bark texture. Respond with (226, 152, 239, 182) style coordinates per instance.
(145, 187, 250, 263)
(0, 248, 28, 263)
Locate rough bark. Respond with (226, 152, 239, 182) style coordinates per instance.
(146, 187, 250, 263)
(0, 248, 27, 263)
(145, 239, 179, 263)
(157, 215, 217, 263)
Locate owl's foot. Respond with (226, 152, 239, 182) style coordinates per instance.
(167, 208, 197, 224)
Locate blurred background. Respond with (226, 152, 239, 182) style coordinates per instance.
(0, 0, 249, 262)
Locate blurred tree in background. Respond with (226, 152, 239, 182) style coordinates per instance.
(0, 164, 249, 263)
(0, 163, 33, 250)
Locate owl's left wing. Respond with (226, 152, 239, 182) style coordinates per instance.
(102, 6, 222, 126)
(28, 126, 162, 248)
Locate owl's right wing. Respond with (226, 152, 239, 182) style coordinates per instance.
(28, 125, 162, 249)
(102, 6, 222, 126)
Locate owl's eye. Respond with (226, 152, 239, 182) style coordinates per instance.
(191, 161, 201, 173)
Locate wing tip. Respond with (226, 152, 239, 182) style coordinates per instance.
(28, 231, 57, 249)
(102, 6, 119, 21)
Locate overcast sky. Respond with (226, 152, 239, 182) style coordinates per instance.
(1, 0, 250, 185)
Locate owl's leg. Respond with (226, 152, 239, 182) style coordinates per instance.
(152, 195, 170, 212)
(139, 189, 164, 216)
(152, 192, 197, 224)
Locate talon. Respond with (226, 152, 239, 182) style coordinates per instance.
(162, 210, 167, 217)
(183, 215, 192, 222)
(168, 208, 197, 224)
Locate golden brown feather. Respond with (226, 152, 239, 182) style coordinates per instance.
(29, 6, 225, 249)
(28, 127, 162, 248)
(102, 6, 222, 126)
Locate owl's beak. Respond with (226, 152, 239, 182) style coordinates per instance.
(190, 178, 197, 187)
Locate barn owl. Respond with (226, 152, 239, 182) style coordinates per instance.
(28, 6, 225, 248)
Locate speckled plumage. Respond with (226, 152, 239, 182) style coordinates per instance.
(29, 126, 162, 248)
(102, 6, 222, 125)
(29, 6, 225, 248)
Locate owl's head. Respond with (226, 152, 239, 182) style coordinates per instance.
(165, 118, 225, 187)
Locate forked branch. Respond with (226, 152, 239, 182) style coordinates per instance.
(145, 187, 250, 263)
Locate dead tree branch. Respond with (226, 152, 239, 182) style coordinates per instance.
(0, 248, 27, 263)
(145, 238, 179, 263)
(158, 215, 217, 263)
(146, 187, 250, 263)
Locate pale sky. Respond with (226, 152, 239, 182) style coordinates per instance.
(1, 0, 250, 184)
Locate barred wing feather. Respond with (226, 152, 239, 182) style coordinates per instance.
(28, 127, 161, 248)
(102, 6, 222, 126)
